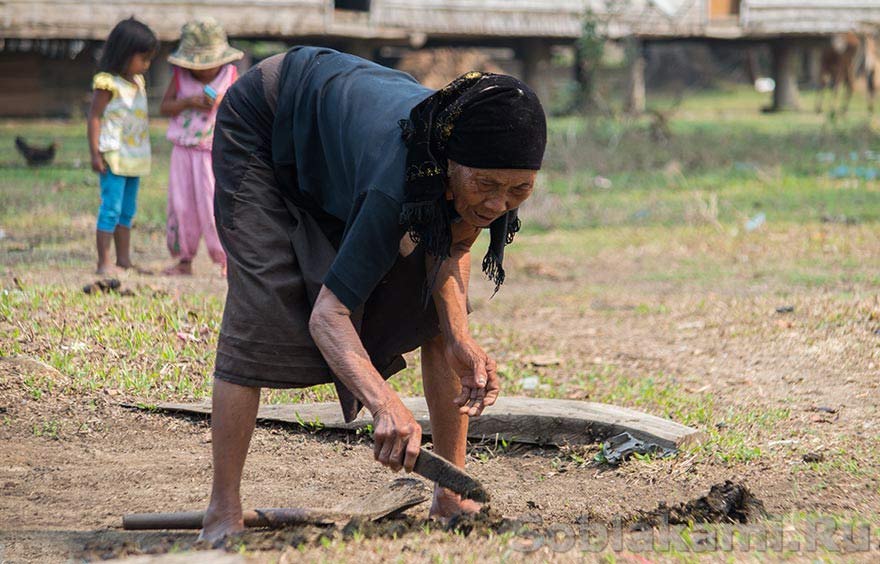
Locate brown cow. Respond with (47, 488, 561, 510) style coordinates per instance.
(816, 31, 879, 116)
(865, 34, 879, 113)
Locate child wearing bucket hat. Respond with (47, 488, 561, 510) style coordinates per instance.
(160, 17, 243, 276)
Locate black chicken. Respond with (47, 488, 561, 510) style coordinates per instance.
(15, 137, 57, 167)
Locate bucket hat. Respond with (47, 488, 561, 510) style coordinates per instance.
(167, 18, 244, 70)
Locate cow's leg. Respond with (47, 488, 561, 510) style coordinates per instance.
(816, 75, 828, 113)
(829, 75, 841, 119)
(841, 68, 855, 115)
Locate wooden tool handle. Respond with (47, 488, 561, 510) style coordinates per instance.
(122, 508, 343, 530)
(123, 510, 205, 530)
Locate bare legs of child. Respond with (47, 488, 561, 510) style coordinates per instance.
(164, 146, 227, 278)
(162, 259, 225, 277)
(95, 230, 115, 274)
(162, 259, 194, 276)
(95, 226, 152, 275)
(114, 226, 152, 274)
(114, 225, 133, 269)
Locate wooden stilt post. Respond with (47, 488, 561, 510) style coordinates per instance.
(625, 37, 646, 115)
(768, 39, 800, 111)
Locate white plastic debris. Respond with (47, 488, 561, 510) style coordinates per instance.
(519, 376, 540, 391)
(754, 77, 775, 93)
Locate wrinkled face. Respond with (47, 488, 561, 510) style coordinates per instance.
(126, 51, 154, 76)
(446, 160, 537, 228)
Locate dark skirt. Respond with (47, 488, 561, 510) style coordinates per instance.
(212, 54, 442, 421)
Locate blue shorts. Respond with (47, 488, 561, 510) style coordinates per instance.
(97, 170, 140, 233)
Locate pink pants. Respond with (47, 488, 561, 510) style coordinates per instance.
(166, 145, 226, 265)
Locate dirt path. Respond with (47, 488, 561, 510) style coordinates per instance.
(2, 229, 880, 561)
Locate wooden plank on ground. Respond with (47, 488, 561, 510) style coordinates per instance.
(150, 397, 702, 449)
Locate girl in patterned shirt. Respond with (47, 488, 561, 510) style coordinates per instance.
(87, 17, 157, 274)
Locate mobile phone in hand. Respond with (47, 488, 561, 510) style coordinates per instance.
(203, 85, 218, 103)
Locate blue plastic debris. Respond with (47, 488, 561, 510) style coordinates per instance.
(631, 209, 651, 221)
(829, 165, 850, 179)
(829, 165, 879, 180)
(745, 212, 766, 232)
(858, 167, 878, 180)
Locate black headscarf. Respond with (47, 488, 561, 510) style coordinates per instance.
(398, 72, 547, 296)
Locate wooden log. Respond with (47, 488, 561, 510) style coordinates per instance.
(148, 396, 703, 449)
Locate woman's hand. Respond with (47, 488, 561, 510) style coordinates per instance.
(310, 286, 422, 473)
(445, 337, 500, 416)
(371, 395, 422, 472)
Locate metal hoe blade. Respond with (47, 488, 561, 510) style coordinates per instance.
(412, 448, 489, 503)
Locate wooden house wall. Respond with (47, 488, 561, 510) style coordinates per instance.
(742, 0, 880, 35)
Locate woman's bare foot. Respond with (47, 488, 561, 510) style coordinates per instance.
(162, 260, 193, 276)
(199, 503, 245, 546)
(429, 486, 482, 521)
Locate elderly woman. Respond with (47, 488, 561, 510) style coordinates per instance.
(202, 47, 546, 542)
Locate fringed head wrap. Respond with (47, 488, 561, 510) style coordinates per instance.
(398, 72, 547, 296)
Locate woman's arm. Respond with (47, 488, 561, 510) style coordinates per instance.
(309, 287, 422, 472)
(429, 223, 478, 342)
(87, 89, 112, 173)
(428, 223, 500, 416)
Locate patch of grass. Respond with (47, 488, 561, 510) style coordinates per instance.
(469, 434, 513, 463)
(2, 284, 222, 401)
(533, 87, 880, 231)
(32, 418, 62, 439)
(293, 411, 325, 432)
(793, 443, 880, 479)
(561, 368, 791, 464)
(263, 385, 337, 405)
(695, 407, 792, 463)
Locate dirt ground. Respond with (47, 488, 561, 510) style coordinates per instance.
(2, 223, 880, 562)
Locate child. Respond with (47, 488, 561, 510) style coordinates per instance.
(87, 17, 157, 274)
(160, 18, 242, 276)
